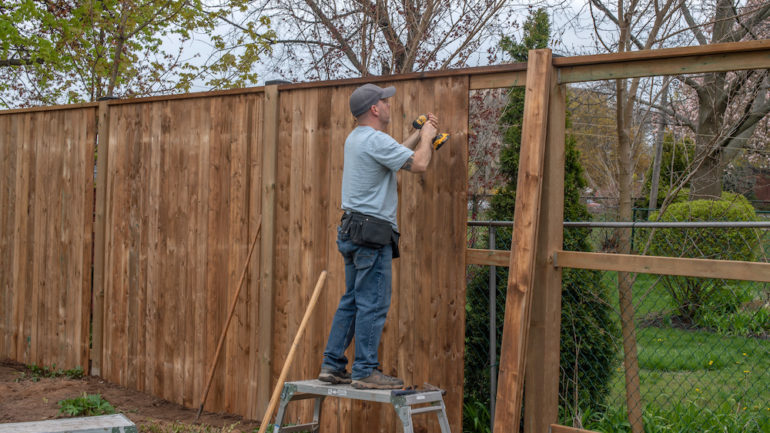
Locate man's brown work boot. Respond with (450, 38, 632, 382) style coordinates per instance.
(318, 367, 352, 384)
(351, 370, 404, 389)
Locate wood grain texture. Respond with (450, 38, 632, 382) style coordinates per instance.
(2, 78, 467, 429)
(99, 95, 263, 414)
(0, 108, 95, 370)
(494, 49, 553, 433)
(555, 251, 770, 282)
(256, 85, 278, 417)
(523, 78, 566, 433)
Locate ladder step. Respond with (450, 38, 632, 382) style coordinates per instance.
(411, 405, 443, 415)
(277, 422, 318, 433)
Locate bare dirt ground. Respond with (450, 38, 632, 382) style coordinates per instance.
(0, 361, 261, 432)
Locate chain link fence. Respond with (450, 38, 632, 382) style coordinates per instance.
(464, 217, 770, 433)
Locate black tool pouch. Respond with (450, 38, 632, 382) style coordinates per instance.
(342, 212, 400, 259)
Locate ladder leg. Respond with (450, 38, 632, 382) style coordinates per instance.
(435, 400, 451, 433)
(273, 385, 296, 433)
(394, 406, 414, 433)
(311, 396, 325, 433)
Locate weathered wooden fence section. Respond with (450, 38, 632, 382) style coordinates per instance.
(0, 107, 95, 371)
(94, 93, 265, 418)
(0, 76, 470, 432)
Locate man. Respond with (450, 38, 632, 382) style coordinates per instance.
(318, 83, 438, 389)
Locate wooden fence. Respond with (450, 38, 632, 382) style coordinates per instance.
(0, 76, 469, 432)
(0, 107, 95, 371)
(3, 39, 770, 433)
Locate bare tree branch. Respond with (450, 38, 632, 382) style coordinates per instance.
(0, 58, 44, 67)
(680, 0, 707, 44)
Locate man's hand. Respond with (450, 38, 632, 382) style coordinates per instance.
(420, 113, 438, 140)
(401, 112, 439, 173)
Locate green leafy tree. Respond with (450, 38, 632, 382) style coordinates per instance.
(464, 9, 618, 430)
(0, 0, 275, 107)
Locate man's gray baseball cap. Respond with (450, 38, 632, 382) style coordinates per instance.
(349, 83, 396, 117)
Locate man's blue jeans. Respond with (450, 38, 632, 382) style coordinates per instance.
(321, 226, 393, 380)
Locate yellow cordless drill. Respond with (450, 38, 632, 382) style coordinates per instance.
(412, 114, 449, 150)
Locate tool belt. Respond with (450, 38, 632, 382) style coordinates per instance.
(341, 211, 400, 258)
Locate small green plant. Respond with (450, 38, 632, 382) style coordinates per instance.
(58, 393, 115, 417)
(698, 306, 770, 338)
(15, 364, 85, 382)
(462, 399, 492, 433)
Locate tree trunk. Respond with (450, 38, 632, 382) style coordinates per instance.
(689, 72, 727, 200)
(688, 0, 735, 200)
(648, 84, 668, 210)
(616, 77, 644, 433)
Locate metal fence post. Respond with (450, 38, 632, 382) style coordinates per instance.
(489, 223, 497, 430)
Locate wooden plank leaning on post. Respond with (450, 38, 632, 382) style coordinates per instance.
(493, 48, 553, 433)
(258, 270, 328, 433)
(523, 72, 566, 433)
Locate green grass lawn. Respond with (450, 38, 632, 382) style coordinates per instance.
(593, 271, 770, 431)
(606, 326, 770, 410)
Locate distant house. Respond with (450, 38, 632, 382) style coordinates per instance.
(754, 171, 770, 202)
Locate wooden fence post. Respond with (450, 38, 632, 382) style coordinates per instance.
(523, 74, 566, 433)
(493, 49, 553, 433)
(91, 101, 111, 376)
(256, 84, 280, 416)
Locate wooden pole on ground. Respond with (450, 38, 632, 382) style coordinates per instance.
(258, 270, 328, 433)
(195, 216, 262, 421)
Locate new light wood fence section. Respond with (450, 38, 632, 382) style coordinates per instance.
(271, 78, 468, 432)
(0, 107, 95, 370)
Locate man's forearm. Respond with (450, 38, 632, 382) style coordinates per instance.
(401, 130, 420, 150)
(411, 134, 433, 172)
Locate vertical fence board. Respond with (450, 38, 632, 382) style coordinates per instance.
(92, 102, 110, 375)
(256, 85, 278, 417)
(192, 97, 211, 406)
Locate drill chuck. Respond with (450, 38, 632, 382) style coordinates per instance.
(412, 114, 427, 129)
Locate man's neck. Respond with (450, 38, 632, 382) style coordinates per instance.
(356, 117, 385, 132)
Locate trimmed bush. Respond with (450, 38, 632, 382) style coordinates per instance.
(646, 192, 759, 322)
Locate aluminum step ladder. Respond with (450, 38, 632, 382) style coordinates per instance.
(272, 379, 451, 433)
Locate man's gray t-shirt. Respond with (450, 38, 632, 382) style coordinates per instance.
(341, 126, 414, 229)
